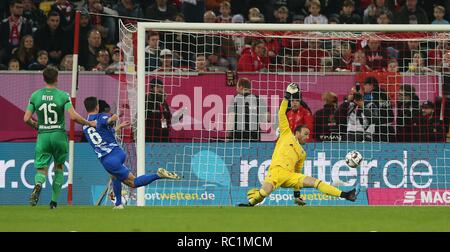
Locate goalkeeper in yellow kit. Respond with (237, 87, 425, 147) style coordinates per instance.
(239, 83, 357, 207)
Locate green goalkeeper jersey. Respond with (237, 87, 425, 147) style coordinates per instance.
(26, 87, 73, 133)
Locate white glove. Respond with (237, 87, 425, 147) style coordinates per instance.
(287, 83, 299, 93)
(285, 83, 299, 99)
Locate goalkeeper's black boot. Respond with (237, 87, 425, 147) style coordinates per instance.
(342, 188, 357, 202)
(237, 202, 254, 207)
(29, 183, 42, 206)
(49, 201, 57, 209)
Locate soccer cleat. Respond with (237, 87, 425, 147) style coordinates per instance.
(113, 204, 124, 210)
(49, 201, 57, 209)
(345, 188, 357, 202)
(29, 183, 42, 206)
(157, 168, 181, 180)
(237, 203, 254, 207)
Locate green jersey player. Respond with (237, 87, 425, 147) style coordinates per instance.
(23, 67, 96, 209)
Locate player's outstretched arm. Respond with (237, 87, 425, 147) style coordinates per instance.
(279, 83, 299, 135)
(68, 107, 96, 127)
(23, 110, 38, 130)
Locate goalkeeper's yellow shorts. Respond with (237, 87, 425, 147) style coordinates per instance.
(263, 166, 306, 189)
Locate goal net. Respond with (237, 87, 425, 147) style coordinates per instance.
(118, 22, 450, 206)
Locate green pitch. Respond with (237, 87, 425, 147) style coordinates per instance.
(0, 206, 449, 232)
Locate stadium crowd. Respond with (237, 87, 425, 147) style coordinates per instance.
(0, 0, 450, 72)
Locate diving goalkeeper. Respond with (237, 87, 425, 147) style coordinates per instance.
(239, 83, 357, 207)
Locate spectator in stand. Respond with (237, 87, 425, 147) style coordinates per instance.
(8, 58, 20, 70)
(346, 92, 376, 142)
(398, 40, 423, 72)
(28, 49, 49, 70)
(145, 0, 178, 21)
(292, 14, 305, 23)
(237, 39, 269, 72)
(0, 0, 33, 65)
(314, 92, 338, 141)
(394, 0, 429, 24)
(415, 101, 445, 142)
(396, 84, 420, 142)
(205, 53, 228, 72)
(248, 7, 264, 23)
(91, 48, 110, 71)
(376, 9, 393, 24)
(145, 31, 161, 71)
(364, 39, 388, 71)
(105, 46, 123, 73)
(59, 54, 73, 70)
(432, 5, 449, 24)
(334, 86, 356, 141)
(217, 1, 232, 23)
(286, 93, 314, 141)
(231, 14, 245, 55)
(154, 48, 182, 72)
(12, 34, 35, 69)
(304, 0, 328, 24)
(33, 11, 68, 65)
(79, 29, 104, 71)
(363, 76, 395, 142)
(22, 0, 46, 32)
(339, 0, 362, 24)
(363, 0, 393, 24)
(264, 37, 280, 65)
(181, 0, 205, 23)
(83, 0, 118, 43)
(113, 0, 144, 25)
(298, 40, 330, 72)
(406, 51, 433, 74)
(145, 78, 172, 142)
(274, 5, 290, 23)
(164, 20, 192, 68)
(349, 49, 371, 72)
(226, 77, 268, 141)
(333, 41, 353, 71)
(382, 59, 402, 104)
(51, 0, 75, 31)
(194, 53, 209, 72)
(428, 39, 450, 70)
(77, 10, 93, 51)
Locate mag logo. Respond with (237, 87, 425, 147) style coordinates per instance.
(368, 188, 450, 205)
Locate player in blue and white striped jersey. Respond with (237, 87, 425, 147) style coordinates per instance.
(82, 97, 180, 208)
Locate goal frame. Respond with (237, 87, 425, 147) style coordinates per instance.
(136, 23, 450, 206)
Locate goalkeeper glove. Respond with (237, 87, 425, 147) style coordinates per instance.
(285, 83, 300, 100)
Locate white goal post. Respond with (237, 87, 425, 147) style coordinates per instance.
(134, 23, 450, 206)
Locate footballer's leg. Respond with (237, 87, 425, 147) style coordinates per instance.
(239, 169, 279, 207)
(30, 134, 51, 206)
(302, 176, 357, 202)
(49, 164, 64, 209)
(157, 168, 181, 179)
(111, 176, 123, 207)
(239, 182, 274, 207)
(30, 168, 47, 206)
(49, 132, 69, 209)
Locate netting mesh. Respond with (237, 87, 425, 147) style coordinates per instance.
(118, 21, 450, 206)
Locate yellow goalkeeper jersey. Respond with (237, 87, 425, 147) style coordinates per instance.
(271, 99, 307, 173)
